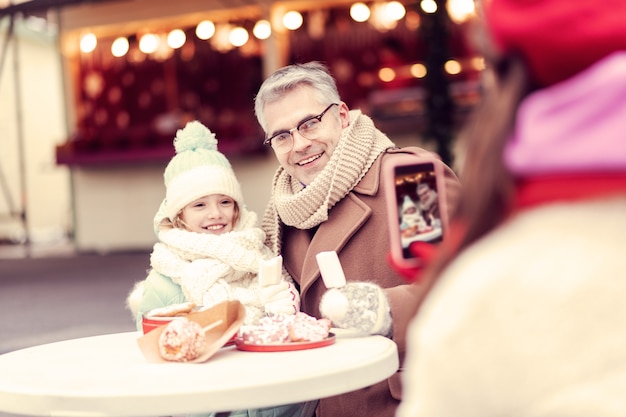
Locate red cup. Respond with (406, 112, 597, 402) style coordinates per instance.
(141, 303, 200, 334)
(141, 315, 175, 334)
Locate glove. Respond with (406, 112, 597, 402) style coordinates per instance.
(387, 241, 438, 283)
(261, 280, 300, 315)
(319, 282, 392, 337)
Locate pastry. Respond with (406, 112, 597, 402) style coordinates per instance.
(158, 318, 206, 362)
(239, 312, 331, 345)
(146, 301, 196, 318)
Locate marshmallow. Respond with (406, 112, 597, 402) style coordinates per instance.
(316, 251, 347, 288)
(258, 255, 283, 287)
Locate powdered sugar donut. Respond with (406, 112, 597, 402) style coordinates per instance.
(239, 312, 331, 344)
(240, 315, 292, 344)
(289, 313, 332, 342)
(158, 318, 206, 362)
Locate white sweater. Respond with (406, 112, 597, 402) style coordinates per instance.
(398, 196, 626, 417)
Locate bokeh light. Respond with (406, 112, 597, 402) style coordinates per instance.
(80, 33, 97, 53)
(350, 3, 371, 22)
(111, 37, 129, 57)
(196, 20, 216, 40)
(283, 11, 303, 30)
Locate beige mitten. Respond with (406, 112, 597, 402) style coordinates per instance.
(319, 283, 392, 337)
(316, 251, 392, 337)
(261, 281, 300, 315)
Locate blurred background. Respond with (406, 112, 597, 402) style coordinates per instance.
(0, 0, 482, 255)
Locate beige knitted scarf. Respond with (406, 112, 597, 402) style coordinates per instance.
(262, 110, 395, 255)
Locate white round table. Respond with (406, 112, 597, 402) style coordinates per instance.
(0, 331, 398, 416)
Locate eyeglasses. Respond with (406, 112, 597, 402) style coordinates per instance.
(263, 103, 338, 154)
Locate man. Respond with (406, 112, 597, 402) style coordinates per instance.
(417, 182, 440, 227)
(254, 62, 461, 417)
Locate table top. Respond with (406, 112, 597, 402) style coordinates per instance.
(0, 331, 399, 417)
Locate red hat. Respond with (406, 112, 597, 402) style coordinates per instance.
(483, 0, 626, 86)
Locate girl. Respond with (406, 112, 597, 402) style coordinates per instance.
(127, 120, 299, 329)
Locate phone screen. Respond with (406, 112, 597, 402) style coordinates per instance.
(393, 162, 443, 259)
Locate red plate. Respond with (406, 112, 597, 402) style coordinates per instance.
(223, 334, 237, 347)
(235, 333, 336, 352)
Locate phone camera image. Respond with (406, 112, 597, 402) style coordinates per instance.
(394, 163, 443, 259)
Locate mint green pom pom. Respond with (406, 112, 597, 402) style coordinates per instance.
(174, 121, 217, 154)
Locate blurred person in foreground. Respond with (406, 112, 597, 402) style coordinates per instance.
(397, 0, 626, 416)
(254, 61, 461, 417)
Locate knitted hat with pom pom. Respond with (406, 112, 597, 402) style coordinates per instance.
(162, 121, 244, 221)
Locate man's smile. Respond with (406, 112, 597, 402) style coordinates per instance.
(296, 153, 323, 166)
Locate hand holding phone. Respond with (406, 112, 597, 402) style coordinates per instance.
(384, 154, 449, 270)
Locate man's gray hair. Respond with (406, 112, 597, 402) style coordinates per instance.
(254, 61, 341, 132)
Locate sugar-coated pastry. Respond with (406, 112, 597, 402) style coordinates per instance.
(289, 313, 332, 342)
(147, 302, 196, 317)
(158, 318, 206, 362)
(239, 312, 331, 344)
(240, 314, 291, 345)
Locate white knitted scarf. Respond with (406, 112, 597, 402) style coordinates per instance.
(262, 110, 395, 254)
(153, 211, 273, 274)
(149, 211, 279, 325)
(150, 209, 271, 292)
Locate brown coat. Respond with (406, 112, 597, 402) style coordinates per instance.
(280, 147, 461, 417)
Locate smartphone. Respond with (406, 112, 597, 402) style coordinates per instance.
(384, 154, 449, 269)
